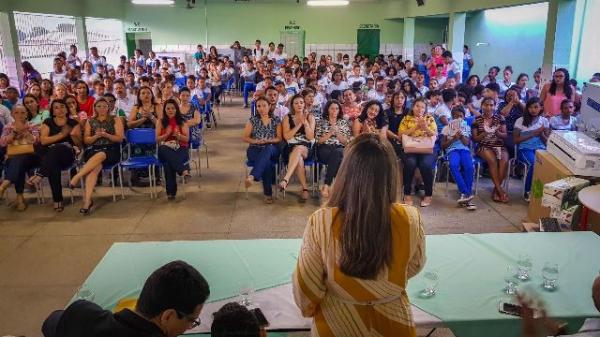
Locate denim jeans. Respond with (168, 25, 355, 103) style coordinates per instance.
(247, 144, 280, 196)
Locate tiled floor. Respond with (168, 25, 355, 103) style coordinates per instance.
(0, 99, 527, 336)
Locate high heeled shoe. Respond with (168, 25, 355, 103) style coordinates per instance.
(80, 201, 94, 216)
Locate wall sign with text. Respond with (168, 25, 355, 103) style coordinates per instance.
(358, 24, 380, 29)
(285, 20, 301, 30)
(126, 21, 150, 33)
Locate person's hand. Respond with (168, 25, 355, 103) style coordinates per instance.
(294, 113, 304, 127)
(454, 129, 463, 139)
(61, 125, 72, 136)
(517, 293, 563, 337)
(165, 126, 173, 135)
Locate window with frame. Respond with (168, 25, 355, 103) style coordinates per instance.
(14, 11, 77, 77)
(85, 17, 126, 69)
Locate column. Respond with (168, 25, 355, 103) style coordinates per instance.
(541, 0, 582, 82)
(402, 17, 415, 61)
(1, 11, 23, 90)
(75, 17, 90, 60)
(448, 12, 466, 81)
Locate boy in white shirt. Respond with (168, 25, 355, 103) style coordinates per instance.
(433, 89, 457, 132)
(442, 50, 462, 83)
(283, 69, 300, 96)
(252, 40, 265, 61)
(347, 65, 365, 87)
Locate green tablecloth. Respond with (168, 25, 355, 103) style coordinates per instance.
(77, 232, 600, 337)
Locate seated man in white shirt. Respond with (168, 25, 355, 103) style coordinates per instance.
(416, 72, 429, 97)
(346, 65, 365, 87)
(274, 81, 289, 107)
(265, 86, 289, 120)
(113, 79, 136, 118)
(367, 77, 387, 103)
(283, 68, 300, 96)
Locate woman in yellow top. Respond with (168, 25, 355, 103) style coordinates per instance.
(398, 98, 437, 207)
(292, 133, 426, 337)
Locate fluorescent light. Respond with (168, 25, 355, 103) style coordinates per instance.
(131, 0, 174, 5)
(307, 0, 349, 6)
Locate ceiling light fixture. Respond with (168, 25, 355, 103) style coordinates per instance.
(307, 0, 350, 6)
(131, 0, 175, 5)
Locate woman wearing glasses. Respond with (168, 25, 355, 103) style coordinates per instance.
(539, 68, 579, 118)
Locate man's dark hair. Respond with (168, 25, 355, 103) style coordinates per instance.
(211, 302, 260, 337)
(442, 50, 453, 58)
(485, 82, 500, 94)
(441, 89, 457, 104)
(136, 260, 210, 318)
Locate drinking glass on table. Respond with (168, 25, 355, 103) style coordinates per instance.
(76, 285, 95, 302)
(517, 254, 532, 281)
(541, 263, 559, 291)
(420, 269, 439, 298)
(238, 280, 255, 307)
(504, 265, 519, 295)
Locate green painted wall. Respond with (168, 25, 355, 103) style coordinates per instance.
(464, 2, 548, 78)
(414, 18, 446, 44)
(384, 0, 545, 19)
(1, 0, 125, 18)
(123, 2, 404, 45)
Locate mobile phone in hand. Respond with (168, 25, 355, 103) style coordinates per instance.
(498, 302, 541, 318)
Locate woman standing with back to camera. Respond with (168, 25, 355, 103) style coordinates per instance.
(293, 133, 426, 337)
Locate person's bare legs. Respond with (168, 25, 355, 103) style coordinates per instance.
(295, 155, 310, 200)
(497, 149, 510, 202)
(0, 179, 10, 199)
(280, 146, 308, 189)
(479, 149, 506, 199)
(82, 165, 102, 209)
(70, 152, 107, 187)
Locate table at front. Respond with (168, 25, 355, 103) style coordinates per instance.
(75, 232, 600, 337)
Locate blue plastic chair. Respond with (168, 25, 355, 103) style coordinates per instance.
(221, 77, 236, 104)
(119, 128, 161, 199)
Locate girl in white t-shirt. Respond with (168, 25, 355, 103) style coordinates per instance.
(513, 97, 550, 201)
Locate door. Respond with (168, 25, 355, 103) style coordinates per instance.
(357, 29, 380, 59)
(280, 30, 305, 58)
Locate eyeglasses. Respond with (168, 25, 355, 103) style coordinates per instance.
(176, 310, 201, 328)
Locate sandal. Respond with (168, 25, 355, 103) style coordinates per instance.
(500, 192, 509, 203)
(264, 196, 274, 204)
(300, 188, 310, 201)
(245, 176, 254, 189)
(80, 201, 94, 216)
(420, 197, 432, 208)
(403, 196, 414, 206)
(54, 202, 64, 213)
(492, 190, 502, 203)
(279, 179, 289, 192)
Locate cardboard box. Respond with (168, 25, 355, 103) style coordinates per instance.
(527, 151, 573, 222)
(542, 177, 590, 209)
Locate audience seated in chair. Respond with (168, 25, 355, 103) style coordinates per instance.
(27, 99, 81, 212)
(156, 99, 191, 201)
(69, 98, 124, 215)
(398, 98, 438, 207)
(472, 97, 510, 203)
(243, 96, 282, 204)
(0, 104, 40, 211)
(316, 100, 350, 198)
(279, 94, 315, 201)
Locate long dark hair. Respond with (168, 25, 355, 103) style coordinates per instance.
(523, 97, 542, 128)
(161, 98, 185, 128)
(401, 79, 419, 98)
(23, 94, 40, 120)
(136, 86, 157, 106)
(549, 68, 573, 99)
(327, 133, 399, 279)
(323, 99, 343, 120)
(358, 100, 386, 128)
(254, 96, 273, 118)
(390, 91, 407, 114)
(75, 80, 90, 98)
(49, 99, 67, 118)
(21, 61, 36, 74)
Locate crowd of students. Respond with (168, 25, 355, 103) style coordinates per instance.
(0, 40, 595, 214)
(238, 40, 589, 208)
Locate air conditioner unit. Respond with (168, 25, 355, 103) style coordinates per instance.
(547, 131, 600, 177)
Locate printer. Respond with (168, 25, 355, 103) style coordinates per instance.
(547, 131, 600, 177)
